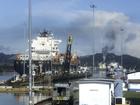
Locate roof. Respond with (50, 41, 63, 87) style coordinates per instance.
(128, 72, 140, 80)
(54, 83, 70, 88)
(79, 79, 114, 84)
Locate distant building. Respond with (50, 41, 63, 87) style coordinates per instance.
(127, 72, 140, 91)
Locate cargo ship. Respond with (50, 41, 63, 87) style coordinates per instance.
(14, 30, 79, 76)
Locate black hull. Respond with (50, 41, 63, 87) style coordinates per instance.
(14, 60, 77, 76)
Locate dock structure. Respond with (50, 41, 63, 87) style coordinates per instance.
(34, 96, 52, 105)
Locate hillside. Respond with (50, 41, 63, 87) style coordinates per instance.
(0, 52, 15, 72)
(79, 53, 140, 71)
(0, 53, 140, 72)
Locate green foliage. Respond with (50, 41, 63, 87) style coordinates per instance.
(124, 91, 140, 98)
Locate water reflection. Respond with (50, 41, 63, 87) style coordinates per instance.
(0, 93, 23, 105)
(0, 92, 50, 105)
(0, 72, 15, 80)
(14, 93, 50, 105)
(0, 72, 50, 105)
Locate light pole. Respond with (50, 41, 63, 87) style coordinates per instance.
(120, 28, 124, 67)
(28, 0, 33, 105)
(90, 4, 96, 77)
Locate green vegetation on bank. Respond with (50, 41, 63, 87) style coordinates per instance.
(0, 87, 28, 93)
(124, 91, 140, 98)
(0, 87, 52, 94)
(0, 52, 15, 72)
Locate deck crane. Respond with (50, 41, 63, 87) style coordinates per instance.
(63, 35, 73, 74)
(52, 35, 74, 105)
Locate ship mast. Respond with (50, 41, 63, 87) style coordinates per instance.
(90, 4, 96, 77)
(28, 0, 33, 105)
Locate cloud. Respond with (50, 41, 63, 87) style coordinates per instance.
(1, 0, 140, 58)
(26, 7, 140, 57)
(48, 10, 140, 57)
(125, 33, 136, 42)
(0, 45, 11, 53)
(0, 23, 28, 54)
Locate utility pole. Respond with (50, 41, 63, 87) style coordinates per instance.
(28, 0, 33, 105)
(90, 4, 96, 77)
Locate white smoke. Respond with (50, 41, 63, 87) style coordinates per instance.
(24, 9, 140, 57)
(63, 10, 140, 57)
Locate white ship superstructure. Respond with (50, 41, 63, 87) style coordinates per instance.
(17, 31, 62, 61)
(14, 30, 79, 75)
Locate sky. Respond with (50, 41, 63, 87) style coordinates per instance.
(1, 0, 140, 58)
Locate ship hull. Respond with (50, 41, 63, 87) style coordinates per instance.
(14, 60, 78, 76)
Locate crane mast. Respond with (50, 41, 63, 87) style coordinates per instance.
(64, 35, 73, 74)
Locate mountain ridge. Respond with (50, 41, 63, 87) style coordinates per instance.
(79, 53, 140, 71)
(0, 52, 140, 72)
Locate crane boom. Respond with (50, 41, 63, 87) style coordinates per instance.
(64, 35, 73, 73)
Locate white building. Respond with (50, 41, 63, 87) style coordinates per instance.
(127, 72, 140, 80)
(79, 79, 114, 105)
(127, 72, 140, 91)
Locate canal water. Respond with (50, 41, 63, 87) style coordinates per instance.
(0, 72, 24, 105)
(0, 93, 25, 105)
(0, 72, 49, 105)
(0, 92, 50, 105)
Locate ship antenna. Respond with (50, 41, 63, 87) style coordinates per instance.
(90, 4, 96, 77)
(28, 0, 33, 105)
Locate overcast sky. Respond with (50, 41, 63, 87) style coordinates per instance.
(1, 0, 140, 58)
